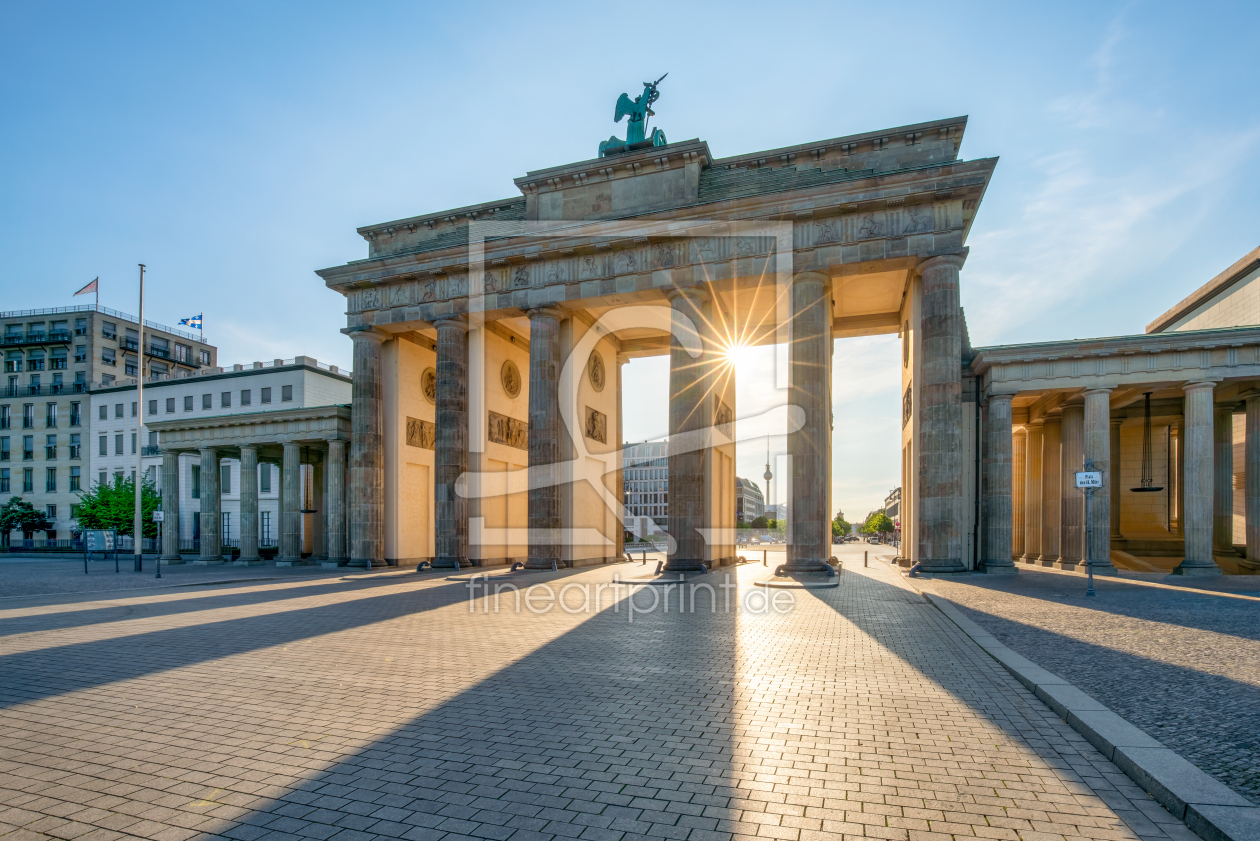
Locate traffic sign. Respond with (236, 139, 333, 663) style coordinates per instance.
(152, 510, 164, 522)
(1075, 471, 1103, 488)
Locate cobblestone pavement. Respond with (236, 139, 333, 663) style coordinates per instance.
(0, 560, 347, 600)
(0, 546, 1193, 841)
(920, 568, 1260, 807)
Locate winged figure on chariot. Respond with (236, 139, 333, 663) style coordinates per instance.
(598, 73, 668, 157)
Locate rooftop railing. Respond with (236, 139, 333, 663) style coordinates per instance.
(0, 304, 206, 343)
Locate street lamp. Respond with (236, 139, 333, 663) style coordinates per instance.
(133, 264, 145, 572)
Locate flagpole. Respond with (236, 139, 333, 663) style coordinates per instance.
(134, 264, 145, 573)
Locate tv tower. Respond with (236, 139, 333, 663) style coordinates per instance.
(762, 436, 773, 518)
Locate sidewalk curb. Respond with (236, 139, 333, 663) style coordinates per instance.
(920, 589, 1260, 841)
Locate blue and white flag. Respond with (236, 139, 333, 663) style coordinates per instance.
(178, 314, 202, 329)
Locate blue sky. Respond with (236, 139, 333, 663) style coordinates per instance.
(2, 1, 1258, 521)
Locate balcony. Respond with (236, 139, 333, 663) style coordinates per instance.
(121, 337, 139, 351)
(145, 344, 200, 368)
(141, 445, 161, 456)
(2, 384, 77, 397)
(0, 331, 71, 347)
(69, 446, 81, 459)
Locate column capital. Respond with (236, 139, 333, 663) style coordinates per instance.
(986, 393, 1014, 406)
(341, 325, 389, 344)
(523, 305, 564, 321)
(916, 251, 967, 275)
(1183, 380, 1220, 394)
(665, 285, 710, 304)
(433, 315, 469, 333)
(1083, 387, 1114, 397)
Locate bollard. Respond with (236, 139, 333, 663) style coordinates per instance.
(864, 551, 868, 568)
(551, 559, 557, 571)
(655, 560, 663, 575)
(763, 550, 767, 566)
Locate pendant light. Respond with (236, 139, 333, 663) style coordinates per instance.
(1130, 392, 1164, 493)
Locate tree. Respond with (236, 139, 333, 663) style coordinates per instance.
(832, 509, 852, 538)
(75, 475, 160, 539)
(862, 512, 894, 535)
(750, 515, 769, 530)
(0, 497, 52, 544)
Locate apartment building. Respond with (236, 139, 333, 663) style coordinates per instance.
(0, 304, 216, 541)
(735, 477, 765, 524)
(623, 440, 669, 534)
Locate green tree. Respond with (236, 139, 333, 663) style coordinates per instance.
(832, 509, 851, 538)
(76, 475, 160, 539)
(0, 497, 53, 544)
(750, 515, 769, 530)
(862, 512, 894, 535)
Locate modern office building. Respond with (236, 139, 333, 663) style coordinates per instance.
(735, 477, 764, 523)
(623, 440, 668, 533)
(90, 357, 350, 554)
(0, 304, 215, 542)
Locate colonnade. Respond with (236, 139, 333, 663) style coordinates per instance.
(982, 382, 1260, 576)
(157, 440, 348, 567)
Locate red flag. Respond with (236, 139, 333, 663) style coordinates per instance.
(73, 278, 98, 297)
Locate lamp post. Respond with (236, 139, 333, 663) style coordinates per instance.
(133, 264, 145, 572)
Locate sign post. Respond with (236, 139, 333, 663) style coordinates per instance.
(152, 510, 164, 579)
(85, 530, 119, 574)
(1075, 462, 1103, 597)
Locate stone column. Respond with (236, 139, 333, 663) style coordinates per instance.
(238, 445, 260, 565)
(1083, 388, 1115, 573)
(525, 306, 563, 569)
(1110, 419, 1123, 539)
(916, 255, 966, 572)
(1012, 427, 1026, 560)
(312, 459, 324, 559)
(1057, 404, 1084, 569)
(1023, 422, 1043, 563)
(980, 394, 1016, 573)
(348, 327, 386, 568)
(1246, 395, 1260, 562)
(197, 448, 222, 563)
(1175, 382, 1222, 575)
(663, 287, 714, 572)
(434, 316, 470, 569)
(160, 449, 182, 563)
(1039, 417, 1061, 564)
(278, 442, 302, 565)
(787, 271, 832, 574)
(1213, 404, 1234, 553)
(615, 353, 627, 559)
(326, 439, 347, 567)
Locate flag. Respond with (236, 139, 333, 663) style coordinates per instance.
(178, 314, 203, 330)
(73, 278, 98, 297)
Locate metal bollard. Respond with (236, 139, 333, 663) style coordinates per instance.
(655, 560, 663, 575)
(864, 551, 868, 568)
(763, 550, 767, 566)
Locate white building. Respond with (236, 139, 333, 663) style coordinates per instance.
(623, 440, 668, 533)
(735, 477, 764, 523)
(89, 357, 350, 551)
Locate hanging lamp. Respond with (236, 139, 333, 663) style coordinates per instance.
(1130, 392, 1164, 492)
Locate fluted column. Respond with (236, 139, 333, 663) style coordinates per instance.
(326, 439, 347, 567)
(1110, 419, 1123, 539)
(238, 445, 260, 565)
(434, 317, 470, 569)
(1039, 417, 1061, 564)
(197, 448, 222, 563)
(1083, 388, 1115, 573)
(1012, 427, 1026, 560)
(1213, 404, 1234, 553)
(348, 327, 386, 568)
(277, 442, 303, 565)
(1057, 404, 1084, 569)
(663, 287, 713, 571)
(1175, 382, 1222, 575)
(1023, 422, 1043, 563)
(160, 450, 182, 562)
(786, 272, 832, 573)
(525, 307, 563, 569)
(980, 394, 1016, 573)
(1246, 395, 1260, 562)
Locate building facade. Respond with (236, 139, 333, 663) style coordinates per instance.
(0, 304, 215, 542)
(623, 441, 669, 534)
(735, 477, 764, 523)
(90, 357, 350, 554)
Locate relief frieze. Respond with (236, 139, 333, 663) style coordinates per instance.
(488, 411, 529, 450)
(406, 417, 436, 450)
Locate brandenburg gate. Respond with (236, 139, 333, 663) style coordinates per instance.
(316, 102, 995, 573)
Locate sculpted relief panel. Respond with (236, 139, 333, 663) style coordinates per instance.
(488, 411, 528, 450)
(406, 417, 436, 450)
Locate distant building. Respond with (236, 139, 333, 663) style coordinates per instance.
(623, 440, 668, 533)
(884, 487, 901, 522)
(764, 503, 786, 521)
(735, 477, 764, 523)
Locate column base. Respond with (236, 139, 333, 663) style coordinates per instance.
(978, 560, 1018, 574)
(524, 556, 562, 570)
(918, 559, 967, 573)
(1171, 561, 1223, 576)
(321, 561, 346, 569)
(434, 557, 470, 569)
(159, 555, 185, 565)
(1081, 561, 1118, 575)
(193, 558, 225, 565)
(235, 559, 264, 567)
(663, 558, 708, 572)
(348, 558, 386, 569)
(275, 557, 306, 567)
(1052, 559, 1079, 570)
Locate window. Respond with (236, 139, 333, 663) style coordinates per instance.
(191, 465, 200, 499)
(74, 318, 87, 336)
(3, 352, 20, 373)
(184, 395, 193, 411)
(260, 387, 271, 404)
(260, 511, 271, 545)
(102, 348, 116, 366)
(259, 463, 271, 493)
(114, 434, 123, 455)
(281, 385, 293, 402)
(221, 511, 231, 543)
(23, 404, 33, 428)
(27, 352, 44, 371)
(45, 434, 56, 460)
(202, 394, 211, 410)
(74, 345, 86, 363)
(0, 405, 8, 428)
(221, 463, 231, 494)
(22, 467, 33, 493)
(221, 391, 231, 408)
(131, 402, 137, 417)
(70, 504, 79, 519)
(70, 402, 80, 426)
(148, 431, 157, 449)
(70, 466, 81, 491)
(98, 471, 106, 487)
(99, 436, 107, 456)
(130, 432, 136, 454)
(0, 469, 7, 492)
(241, 389, 251, 406)
(99, 405, 107, 421)
(200, 350, 211, 365)
(69, 434, 80, 459)
(174, 343, 190, 363)
(114, 403, 123, 418)
(45, 403, 56, 427)
(148, 399, 158, 415)
(22, 436, 33, 460)
(150, 336, 169, 355)
(151, 362, 168, 378)
(45, 468, 56, 492)
(0, 437, 7, 460)
(165, 397, 175, 414)
(101, 374, 113, 386)
(102, 321, 116, 339)
(46, 504, 56, 519)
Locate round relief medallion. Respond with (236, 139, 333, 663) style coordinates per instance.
(421, 367, 436, 404)
(588, 352, 605, 392)
(501, 360, 521, 398)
